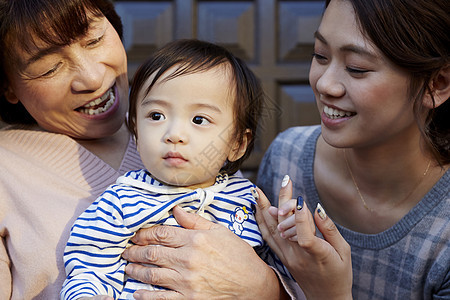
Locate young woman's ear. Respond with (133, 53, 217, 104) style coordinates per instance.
(228, 129, 251, 162)
(4, 86, 19, 104)
(423, 65, 450, 108)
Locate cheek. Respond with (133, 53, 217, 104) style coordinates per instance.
(137, 139, 158, 168)
(15, 84, 61, 114)
(308, 61, 321, 89)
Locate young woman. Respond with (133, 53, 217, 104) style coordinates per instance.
(255, 0, 449, 299)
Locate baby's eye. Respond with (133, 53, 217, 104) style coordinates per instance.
(192, 116, 210, 125)
(149, 112, 165, 121)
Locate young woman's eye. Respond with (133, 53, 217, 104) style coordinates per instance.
(312, 53, 328, 64)
(149, 112, 165, 121)
(346, 67, 370, 76)
(192, 116, 210, 125)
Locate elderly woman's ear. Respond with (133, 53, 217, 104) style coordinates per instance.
(4, 87, 19, 104)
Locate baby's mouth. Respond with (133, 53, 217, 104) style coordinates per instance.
(324, 104, 355, 119)
(76, 87, 115, 115)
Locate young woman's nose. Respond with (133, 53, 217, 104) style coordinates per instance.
(315, 65, 346, 99)
(71, 53, 105, 93)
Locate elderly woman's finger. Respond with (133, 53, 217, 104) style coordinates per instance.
(125, 262, 181, 288)
(133, 289, 183, 300)
(172, 205, 222, 230)
(129, 206, 220, 247)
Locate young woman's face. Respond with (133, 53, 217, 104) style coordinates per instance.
(309, 0, 417, 149)
(135, 65, 244, 189)
(5, 15, 128, 139)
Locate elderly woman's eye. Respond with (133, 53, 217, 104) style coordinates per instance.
(87, 35, 104, 47)
(41, 62, 62, 77)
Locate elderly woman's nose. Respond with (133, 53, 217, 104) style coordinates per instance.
(71, 54, 105, 93)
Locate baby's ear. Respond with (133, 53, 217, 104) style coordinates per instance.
(4, 86, 19, 104)
(423, 65, 450, 108)
(228, 129, 251, 162)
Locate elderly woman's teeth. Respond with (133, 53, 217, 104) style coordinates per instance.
(324, 105, 353, 119)
(78, 88, 115, 115)
(84, 90, 111, 108)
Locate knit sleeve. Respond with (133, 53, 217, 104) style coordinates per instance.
(0, 236, 11, 299)
(435, 270, 450, 299)
(60, 186, 134, 300)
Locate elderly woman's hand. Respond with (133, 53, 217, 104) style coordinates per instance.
(122, 205, 284, 300)
(255, 182, 353, 300)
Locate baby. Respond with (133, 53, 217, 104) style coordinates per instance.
(61, 39, 289, 300)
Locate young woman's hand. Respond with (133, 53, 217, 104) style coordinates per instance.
(255, 181, 353, 300)
(122, 205, 285, 300)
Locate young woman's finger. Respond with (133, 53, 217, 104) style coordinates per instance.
(294, 198, 318, 250)
(277, 213, 296, 236)
(277, 175, 294, 224)
(254, 187, 290, 259)
(314, 204, 351, 260)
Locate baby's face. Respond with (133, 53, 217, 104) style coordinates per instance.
(135, 64, 242, 189)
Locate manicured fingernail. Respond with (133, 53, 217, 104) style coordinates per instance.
(296, 196, 304, 210)
(281, 175, 290, 187)
(251, 187, 259, 200)
(317, 203, 327, 220)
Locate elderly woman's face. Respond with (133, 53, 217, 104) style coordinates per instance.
(5, 15, 128, 139)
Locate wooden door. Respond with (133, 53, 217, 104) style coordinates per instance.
(115, 0, 324, 179)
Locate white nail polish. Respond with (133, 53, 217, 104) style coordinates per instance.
(317, 203, 327, 220)
(281, 175, 290, 187)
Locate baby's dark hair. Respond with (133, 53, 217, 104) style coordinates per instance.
(128, 39, 264, 175)
(0, 0, 123, 124)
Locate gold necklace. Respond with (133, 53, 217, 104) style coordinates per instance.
(343, 149, 431, 212)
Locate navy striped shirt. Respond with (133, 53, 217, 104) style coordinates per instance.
(61, 169, 289, 299)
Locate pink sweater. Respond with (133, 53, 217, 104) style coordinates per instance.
(0, 126, 143, 299)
